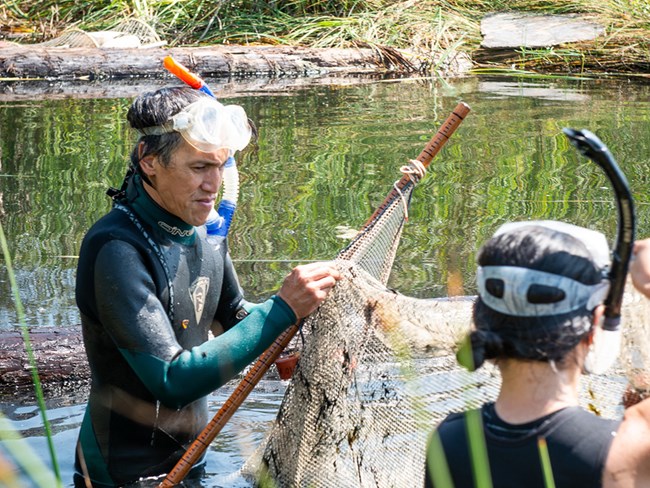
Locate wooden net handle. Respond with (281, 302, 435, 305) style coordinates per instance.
(158, 101, 471, 488)
(365, 101, 470, 225)
(157, 322, 299, 487)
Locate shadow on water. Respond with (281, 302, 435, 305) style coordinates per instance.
(1, 74, 650, 486)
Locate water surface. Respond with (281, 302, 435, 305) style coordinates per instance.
(1, 75, 649, 486)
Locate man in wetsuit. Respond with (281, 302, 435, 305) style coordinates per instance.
(74, 86, 341, 487)
(424, 222, 622, 488)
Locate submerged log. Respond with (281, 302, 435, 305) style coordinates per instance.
(1, 283, 648, 404)
(0, 326, 89, 403)
(0, 72, 392, 102)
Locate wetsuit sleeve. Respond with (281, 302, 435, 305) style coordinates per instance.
(94, 240, 296, 409)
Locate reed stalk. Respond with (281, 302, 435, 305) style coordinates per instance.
(0, 223, 61, 487)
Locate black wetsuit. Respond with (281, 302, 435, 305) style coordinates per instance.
(74, 175, 296, 487)
(425, 402, 620, 488)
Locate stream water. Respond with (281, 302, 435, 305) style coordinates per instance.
(1, 74, 649, 486)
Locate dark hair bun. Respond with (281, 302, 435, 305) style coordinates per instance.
(457, 329, 504, 371)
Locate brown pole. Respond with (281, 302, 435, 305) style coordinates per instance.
(363, 101, 471, 226)
(158, 101, 471, 488)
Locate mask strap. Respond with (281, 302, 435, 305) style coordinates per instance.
(478, 266, 610, 317)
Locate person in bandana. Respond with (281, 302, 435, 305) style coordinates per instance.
(74, 86, 341, 487)
(424, 221, 622, 488)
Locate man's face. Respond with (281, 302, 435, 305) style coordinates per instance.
(141, 140, 230, 226)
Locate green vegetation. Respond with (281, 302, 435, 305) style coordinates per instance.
(1, 0, 649, 75)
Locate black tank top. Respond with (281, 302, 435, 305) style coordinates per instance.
(425, 402, 620, 488)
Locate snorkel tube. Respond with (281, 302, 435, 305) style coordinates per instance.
(163, 55, 216, 98)
(163, 55, 239, 239)
(563, 128, 636, 331)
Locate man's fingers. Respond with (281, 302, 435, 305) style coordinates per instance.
(277, 262, 343, 319)
(289, 262, 342, 285)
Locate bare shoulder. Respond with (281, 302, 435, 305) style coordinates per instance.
(603, 398, 650, 487)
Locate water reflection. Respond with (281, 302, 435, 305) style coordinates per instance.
(477, 80, 590, 101)
(2, 78, 650, 330)
(1, 75, 649, 486)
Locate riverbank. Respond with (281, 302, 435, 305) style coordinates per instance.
(2, 1, 649, 83)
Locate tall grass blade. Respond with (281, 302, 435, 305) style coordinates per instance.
(0, 223, 62, 487)
(456, 335, 492, 488)
(426, 431, 455, 488)
(538, 437, 557, 488)
(0, 413, 59, 488)
(464, 408, 492, 488)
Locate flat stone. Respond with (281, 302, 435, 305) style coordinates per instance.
(481, 12, 605, 49)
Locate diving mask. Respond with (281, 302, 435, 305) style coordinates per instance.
(138, 98, 252, 152)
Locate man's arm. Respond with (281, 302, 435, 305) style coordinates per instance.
(631, 238, 650, 299)
(94, 240, 296, 409)
(604, 239, 650, 486)
(276, 261, 341, 319)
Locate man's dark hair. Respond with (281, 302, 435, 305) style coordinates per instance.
(127, 86, 210, 167)
(463, 225, 604, 370)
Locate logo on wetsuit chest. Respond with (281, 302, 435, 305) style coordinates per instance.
(158, 221, 195, 237)
(189, 276, 210, 324)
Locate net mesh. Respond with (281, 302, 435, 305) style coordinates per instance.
(236, 105, 649, 486)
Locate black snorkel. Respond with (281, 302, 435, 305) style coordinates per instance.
(563, 128, 636, 331)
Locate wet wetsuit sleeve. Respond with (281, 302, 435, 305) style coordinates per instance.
(94, 240, 296, 409)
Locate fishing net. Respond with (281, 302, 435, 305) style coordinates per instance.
(240, 119, 650, 487)
(35, 19, 164, 49)
(251, 280, 645, 487)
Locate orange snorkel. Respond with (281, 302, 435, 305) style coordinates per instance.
(163, 55, 216, 98)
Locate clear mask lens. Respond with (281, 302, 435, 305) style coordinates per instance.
(170, 99, 252, 152)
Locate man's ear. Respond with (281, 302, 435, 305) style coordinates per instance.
(139, 156, 156, 176)
(138, 143, 157, 178)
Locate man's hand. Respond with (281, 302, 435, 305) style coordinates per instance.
(631, 239, 650, 299)
(277, 262, 342, 319)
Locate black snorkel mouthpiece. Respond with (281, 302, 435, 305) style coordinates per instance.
(562, 128, 636, 331)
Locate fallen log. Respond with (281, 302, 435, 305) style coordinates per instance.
(0, 44, 465, 81)
(0, 326, 89, 403)
(0, 44, 472, 102)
